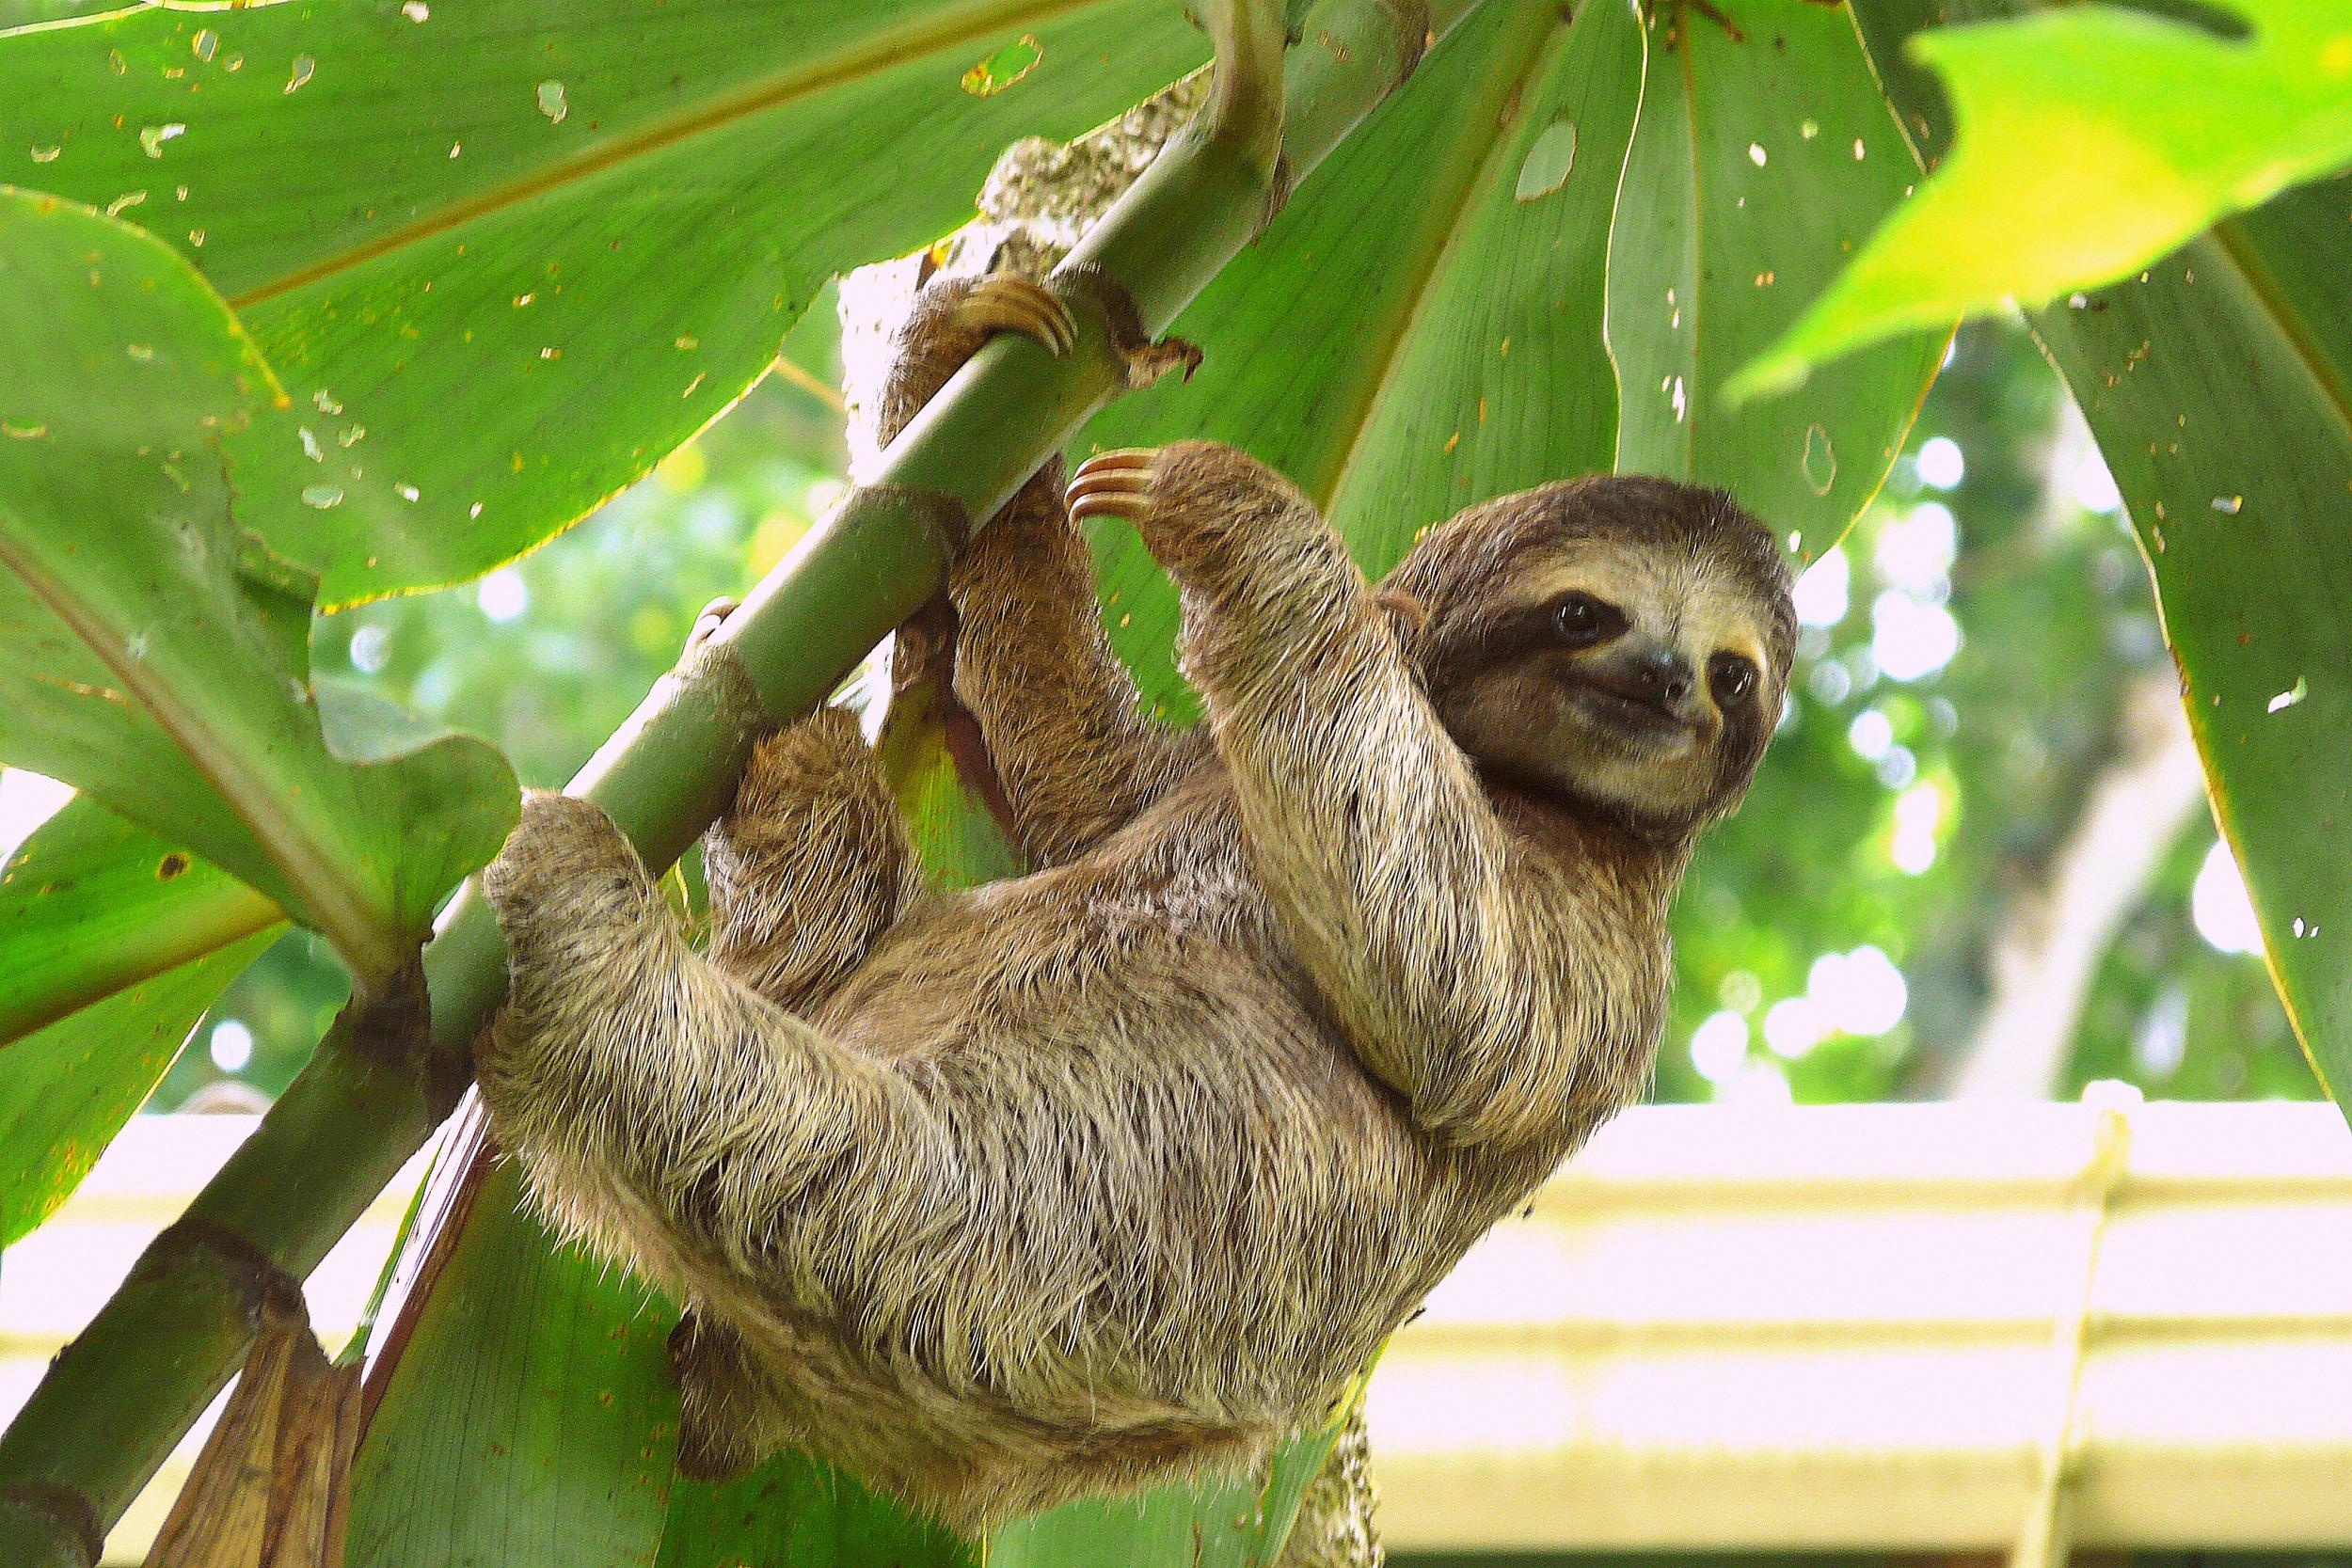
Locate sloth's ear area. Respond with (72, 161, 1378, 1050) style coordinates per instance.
(1375, 588, 1428, 637)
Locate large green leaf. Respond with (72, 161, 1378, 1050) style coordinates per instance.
(1084, 0, 1642, 714)
(0, 190, 516, 979)
(1852, 2, 2352, 1097)
(1610, 0, 1945, 548)
(0, 796, 279, 1049)
(1739, 0, 2352, 396)
(348, 1162, 689, 1568)
(0, 0, 1211, 603)
(0, 798, 282, 1243)
(2034, 190, 2352, 1095)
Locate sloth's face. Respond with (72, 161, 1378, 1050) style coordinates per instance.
(1392, 478, 1793, 843)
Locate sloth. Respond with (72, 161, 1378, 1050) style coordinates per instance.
(474, 275, 1796, 1528)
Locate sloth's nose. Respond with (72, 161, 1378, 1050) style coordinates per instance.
(1621, 643, 1695, 709)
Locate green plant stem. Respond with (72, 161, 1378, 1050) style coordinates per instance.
(0, 0, 1436, 1560)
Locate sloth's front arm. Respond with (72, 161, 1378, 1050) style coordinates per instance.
(1071, 443, 1613, 1151)
(882, 276, 1203, 867)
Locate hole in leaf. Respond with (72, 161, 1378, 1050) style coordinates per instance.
(961, 36, 1042, 97)
(1515, 119, 1578, 202)
(1802, 425, 1836, 496)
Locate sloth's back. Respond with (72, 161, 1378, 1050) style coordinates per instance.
(769, 775, 1480, 1472)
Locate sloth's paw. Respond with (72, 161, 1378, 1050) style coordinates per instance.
(481, 790, 659, 954)
(1068, 440, 1310, 578)
(948, 275, 1075, 358)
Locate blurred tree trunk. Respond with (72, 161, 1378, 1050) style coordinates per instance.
(1916, 409, 2210, 1102)
(1943, 667, 2205, 1100)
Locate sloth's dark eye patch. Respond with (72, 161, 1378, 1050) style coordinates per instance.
(1709, 652, 1758, 705)
(1551, 592, 1625, 648)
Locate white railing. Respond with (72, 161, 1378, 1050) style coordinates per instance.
(6, 1099, 2350, 1563)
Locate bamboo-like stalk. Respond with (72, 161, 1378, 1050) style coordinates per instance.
(0, 1, 1441, 1560)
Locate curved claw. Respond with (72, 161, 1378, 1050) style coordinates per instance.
(683, 595, 739, 658)
(950, 276, 1077, 357)
(1067, 448, 1160, 526)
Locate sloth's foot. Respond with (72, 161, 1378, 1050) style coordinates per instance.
(880, 275, 1072, 443)
(882, 270, 1192, 451)
(1051, 262, 1201, 390)
(951, 269, 1205, 388)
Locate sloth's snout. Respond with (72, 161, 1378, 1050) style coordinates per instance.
(1571, 638, 1701, 728)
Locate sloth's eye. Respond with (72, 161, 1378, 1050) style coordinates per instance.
(1551, 593, 1619, 647)
(1709, 653, 1758, 705)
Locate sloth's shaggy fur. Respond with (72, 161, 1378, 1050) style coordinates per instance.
(475, 278, 1794, 1528)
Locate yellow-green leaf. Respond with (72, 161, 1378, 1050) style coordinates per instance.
(1735, 0, 2352, 398)
(0, 797, 283, 1242)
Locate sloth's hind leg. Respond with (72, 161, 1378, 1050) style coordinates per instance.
(704, 707, 923, 1013)
(479, 792, 932, 1301)
(670, 1309, 793, 1481)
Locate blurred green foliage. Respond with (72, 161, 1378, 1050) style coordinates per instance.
(1667, 320, 2303, 1105)
(153, 310, 2303, 1113)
